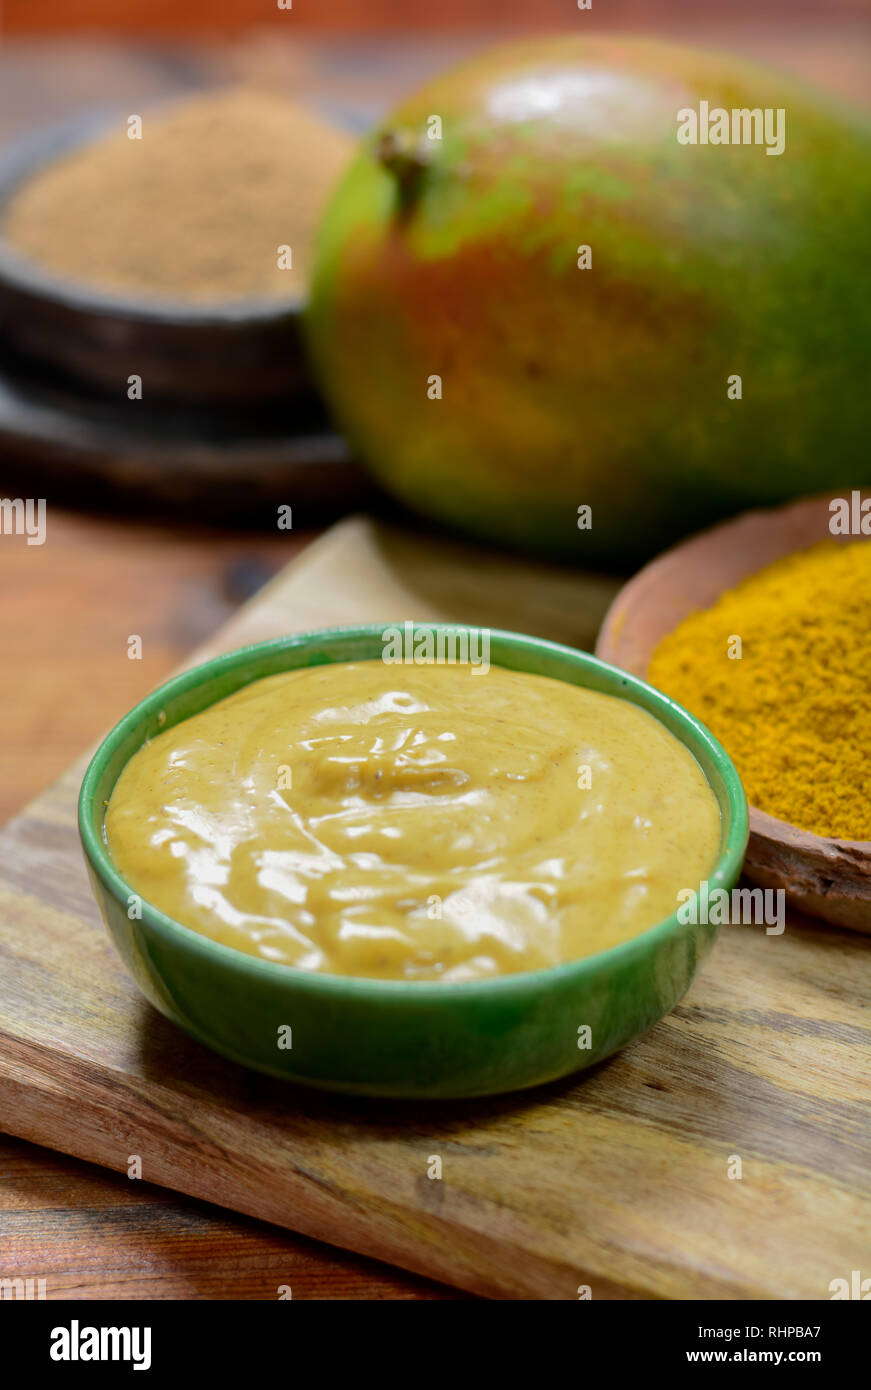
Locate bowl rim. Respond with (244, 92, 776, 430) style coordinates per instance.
(78, 622, 749, 999)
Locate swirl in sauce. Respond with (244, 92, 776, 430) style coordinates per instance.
(105, 661, 720, 981)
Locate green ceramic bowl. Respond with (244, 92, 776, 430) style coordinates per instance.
(79, 624, 748, 1099)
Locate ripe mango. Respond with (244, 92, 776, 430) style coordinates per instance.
(305, 37, 871, 563)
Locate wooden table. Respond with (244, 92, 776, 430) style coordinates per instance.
(1, 22, 868, 1299)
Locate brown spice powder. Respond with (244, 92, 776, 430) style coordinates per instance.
(3, 88, 354, 304)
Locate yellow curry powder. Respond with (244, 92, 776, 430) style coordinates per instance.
(648, 539, 871, 841)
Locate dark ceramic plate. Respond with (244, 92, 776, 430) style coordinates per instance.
(0, 340, 370, 523)
(0, 105, 314, 404)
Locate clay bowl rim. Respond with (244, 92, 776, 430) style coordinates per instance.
(0, 100, 307, 328)
(595, 491, 871, 861)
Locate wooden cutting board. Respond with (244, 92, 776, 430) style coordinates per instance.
(0, 517, 868, 1300)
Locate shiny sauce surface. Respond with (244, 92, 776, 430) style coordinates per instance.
(105, 661, 720, 981)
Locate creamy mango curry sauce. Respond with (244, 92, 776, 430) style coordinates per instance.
(106, 661, 720, 982)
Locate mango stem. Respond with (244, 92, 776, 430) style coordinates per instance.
(376, 129, 429, 206)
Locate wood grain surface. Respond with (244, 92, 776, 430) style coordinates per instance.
(0, 1136, 462, 1299)
(0, 518, 868, 1300)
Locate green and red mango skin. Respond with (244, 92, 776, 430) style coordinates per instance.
(305, 37, 871, 564)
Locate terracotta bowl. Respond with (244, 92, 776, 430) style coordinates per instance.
(596, 493, 871, 934)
